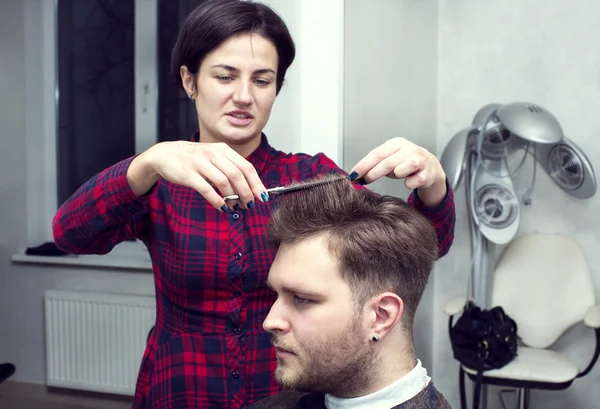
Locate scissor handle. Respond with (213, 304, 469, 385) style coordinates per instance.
(223, 194, 241, 201)
(223, 186, 286, 201)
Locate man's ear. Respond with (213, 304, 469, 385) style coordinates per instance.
(180, 65, 196, 99)
(367, 292, 403, 341)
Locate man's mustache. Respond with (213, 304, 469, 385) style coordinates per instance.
(271, 335, 297, 354)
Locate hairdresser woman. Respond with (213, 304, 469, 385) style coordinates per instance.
(52, 1, 455, 408)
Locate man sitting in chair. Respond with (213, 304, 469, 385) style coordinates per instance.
(247, 176, 451, 409)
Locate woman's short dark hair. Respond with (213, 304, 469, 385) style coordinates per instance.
(171, 0, 296, 95)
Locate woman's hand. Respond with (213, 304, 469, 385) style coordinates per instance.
(127, 141, 268, 211)
(349, 137, 448, 208)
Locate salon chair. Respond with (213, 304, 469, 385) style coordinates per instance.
(445, 233, 600, 409)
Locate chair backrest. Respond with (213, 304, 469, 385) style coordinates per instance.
(491, 233, 595, 349)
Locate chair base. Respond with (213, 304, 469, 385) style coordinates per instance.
(460, 366, 575, 409)
(463, 368, 575, 391)
(498, 388, 530, 409)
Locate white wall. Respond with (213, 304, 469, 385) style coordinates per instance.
(343, 0, 439, 373)
(436, 1, 600, 408)
(263, 0, 345, 164)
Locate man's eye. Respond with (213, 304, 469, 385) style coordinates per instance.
(294, 295, 311, 305)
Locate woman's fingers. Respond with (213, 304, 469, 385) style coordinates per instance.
(152, 141, 269, 211)
(207, 154, 253, 209)
(182, 169, 229, 211)
(220, 145, 269, 203)
(349, 138, 404, 183)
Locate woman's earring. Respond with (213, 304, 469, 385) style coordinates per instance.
(188, 93, 194, 101)
(372, 335, 380, 343)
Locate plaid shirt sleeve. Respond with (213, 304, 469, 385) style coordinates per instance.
(307, 153, 456, 258)
(52, 156, 150, 254)
(406, 179, 456, 258)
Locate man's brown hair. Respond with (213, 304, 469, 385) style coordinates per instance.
(267, 175, 438, 328)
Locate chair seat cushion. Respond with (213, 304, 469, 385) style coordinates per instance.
(462, 347, 579, 384)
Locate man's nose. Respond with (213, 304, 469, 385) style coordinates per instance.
(263, 298, 290, 333)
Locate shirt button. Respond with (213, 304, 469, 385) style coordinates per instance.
(232, 371, 240, 379)
(232, 213, 240, 220)
(234, 328, 242, 335)
(235, 252, 243, 260)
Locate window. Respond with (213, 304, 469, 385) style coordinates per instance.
(22, 0, 205, 250)
(56, 0, 204, 206)
(23, 0, 341, 254)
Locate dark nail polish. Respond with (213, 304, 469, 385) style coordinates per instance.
(247, 200, 254, 209)
(220, 204, 230, 213)
(261, 191, 269, 202)
(356, 177, 368, 186)
(349, 171, 359, 181)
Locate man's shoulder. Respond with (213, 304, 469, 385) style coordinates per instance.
(392, 382, 453, 409)
(246, 383, 452, 409)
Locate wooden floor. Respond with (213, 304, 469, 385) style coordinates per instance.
(0, 381, 133, 409)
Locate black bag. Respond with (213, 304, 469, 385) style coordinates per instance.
(449, 301, 518, 409)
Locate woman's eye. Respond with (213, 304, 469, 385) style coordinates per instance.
(218, 75, 233, 81)
(255, 79, 270, 86)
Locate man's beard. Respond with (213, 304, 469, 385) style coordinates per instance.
(272, 315, 380, 398)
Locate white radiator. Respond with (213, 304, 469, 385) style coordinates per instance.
(44, 290, 156, 396)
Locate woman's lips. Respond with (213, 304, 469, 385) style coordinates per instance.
(226, 111, 254, 126)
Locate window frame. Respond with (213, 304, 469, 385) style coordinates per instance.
(24, 0, 157, 258)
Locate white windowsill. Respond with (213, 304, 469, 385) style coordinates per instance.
(11, 250, 153, 271)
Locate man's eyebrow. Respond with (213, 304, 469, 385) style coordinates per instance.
(210, 64, 276, 75)
(281, 285, 324, 298)
(267, 279, 324, 298)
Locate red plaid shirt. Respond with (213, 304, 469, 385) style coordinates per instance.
(52, 133, 455, 409)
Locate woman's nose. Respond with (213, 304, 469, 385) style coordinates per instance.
(232, 80, 253, 105)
